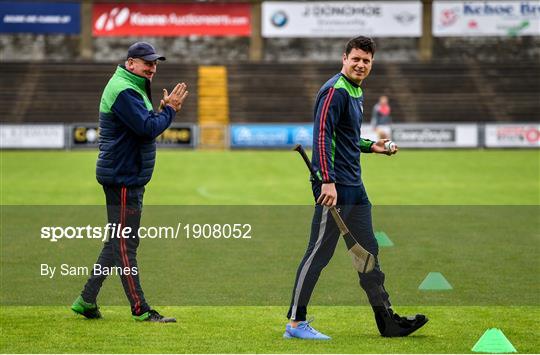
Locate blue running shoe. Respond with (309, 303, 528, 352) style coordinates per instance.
(283, 320, 331, 340)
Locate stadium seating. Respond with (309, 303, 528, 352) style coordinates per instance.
(0, 62, 199, 123)
(0, 61, 538, 123)
(228, 61, 540, 123)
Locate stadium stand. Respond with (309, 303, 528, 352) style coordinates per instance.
(0, 62, 199, 123)
(226, 61, 540, 123)
(1, 61, 538, 124)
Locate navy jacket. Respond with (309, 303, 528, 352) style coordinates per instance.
(312, 73, 374, 186)
(96, 65, 176, 187)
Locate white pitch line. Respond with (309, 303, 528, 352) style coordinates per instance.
(196, 186, 214, 199)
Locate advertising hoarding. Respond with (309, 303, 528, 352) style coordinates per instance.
(70, 124, 196, 148)
(230, 124, 313, 148)
(0, 124, 65, 149)
(231, 124, 377, 148)
(93, 3, 250, 36)
(433, 1, 540, 37)
(484, 124, 539, 148)
(391, 123, 479, 148)
(0, 1, 80, 34)
(262, 1, 422, 38)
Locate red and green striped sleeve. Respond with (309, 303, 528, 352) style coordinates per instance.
(312, 87, 346, 183)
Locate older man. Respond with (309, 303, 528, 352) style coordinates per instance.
(71, 42, 188, 322)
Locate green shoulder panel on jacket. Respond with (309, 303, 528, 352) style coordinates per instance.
(333, 76, 363, 98)
(99, 66, 153, 113)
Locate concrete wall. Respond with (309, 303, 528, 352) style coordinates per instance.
(2, 34, 539, 63)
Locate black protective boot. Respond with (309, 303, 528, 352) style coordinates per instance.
(373, 307, 428, 337)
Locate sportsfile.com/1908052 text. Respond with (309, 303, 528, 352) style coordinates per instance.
(40, 223, 252, 242)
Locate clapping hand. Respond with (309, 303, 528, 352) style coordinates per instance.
(159, 83, 189, 112)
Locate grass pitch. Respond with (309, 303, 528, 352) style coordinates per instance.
(1, 149, 538, 205)
(1, 306, 538, 353)
(1, 149, 539, 353)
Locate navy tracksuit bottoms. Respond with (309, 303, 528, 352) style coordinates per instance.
(287, 183, 391, 321)
(81, 185, 150, 316)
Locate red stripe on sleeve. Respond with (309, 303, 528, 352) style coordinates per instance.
(318, 87, 335, 181)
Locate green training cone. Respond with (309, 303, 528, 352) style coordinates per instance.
(375, 231, 394, 247)
(472, 328, 517, 353)
(418, 272, 453, 290)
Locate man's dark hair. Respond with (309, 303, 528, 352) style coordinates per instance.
(345, 36, 376, 57)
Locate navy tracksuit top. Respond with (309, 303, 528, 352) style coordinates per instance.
(312, 73, 374, 186)
(96, 66, 176, 187)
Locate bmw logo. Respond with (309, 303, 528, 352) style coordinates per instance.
(271, 11, 288, 27)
